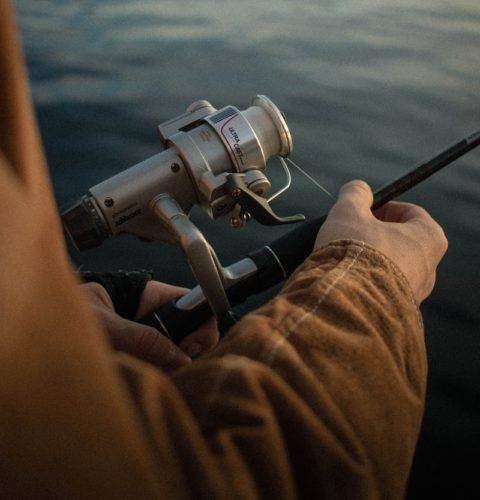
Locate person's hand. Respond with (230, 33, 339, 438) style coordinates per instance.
(82, 280, 219, 371)
(315, 180, 448, 304)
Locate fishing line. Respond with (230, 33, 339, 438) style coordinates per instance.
(285, 157, 334, 199)
(268, 157, 292, 202)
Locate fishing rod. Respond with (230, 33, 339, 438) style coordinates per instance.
(61, 96, 480, 342)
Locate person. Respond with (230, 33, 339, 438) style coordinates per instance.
(0, 1, 448, 497)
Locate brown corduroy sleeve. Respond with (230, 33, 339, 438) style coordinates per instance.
(0, 1, 426, 497)
(122, 240, 427, 499)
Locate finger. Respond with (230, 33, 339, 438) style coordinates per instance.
(373, 201, 431, 223)
(134, 280, 220, 358)
(410, 217, 449, 262)
(103, 311, 192, 370)
(334, 180, 374, 216)
(135, 280, 188, 319)
(179, 316, 220, 358)
(80, 282, 114, 310)
(374, 201, 447, 256)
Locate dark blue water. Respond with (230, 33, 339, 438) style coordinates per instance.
(16, 0, 480, 496)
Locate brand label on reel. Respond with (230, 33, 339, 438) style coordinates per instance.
(206, 106, 248, 172)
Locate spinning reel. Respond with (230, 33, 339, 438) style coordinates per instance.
(62, 96, 304, 330)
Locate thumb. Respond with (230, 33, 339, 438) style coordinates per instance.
(336, 180, 374, 215)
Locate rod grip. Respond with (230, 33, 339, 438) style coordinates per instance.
(139, 216, 328, 343)
(140, 301, 212, 345)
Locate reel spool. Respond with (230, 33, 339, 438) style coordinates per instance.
(62, 96, 304, 329)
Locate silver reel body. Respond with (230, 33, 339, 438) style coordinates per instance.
(62, 96, 303, 327)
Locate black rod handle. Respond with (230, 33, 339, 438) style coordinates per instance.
(140, 301, 212, 345)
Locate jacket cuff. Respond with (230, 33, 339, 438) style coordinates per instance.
(281, 239, 422, 328)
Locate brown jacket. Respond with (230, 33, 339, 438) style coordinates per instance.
(0, 2, 426, 498)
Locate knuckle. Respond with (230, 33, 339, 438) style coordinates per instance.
(420, 217, 448, 252)
(341, 179, 371, 198)
(437, 225, 449, 253)
(442, 233, 449, 252)
(404, 204, 435, 225)
(352, 179, 371, 192)
(82, 282, 112, 307)
(416, 216, 437, 235)
(345, 179, 369, 190)
(411, 204, 430, 219)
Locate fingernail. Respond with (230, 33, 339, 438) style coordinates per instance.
(182, 342, 203, 358)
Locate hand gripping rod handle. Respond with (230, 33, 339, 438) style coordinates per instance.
(140, 130, 480, 343)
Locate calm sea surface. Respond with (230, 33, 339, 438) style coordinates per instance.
(15, 0, 480, 495)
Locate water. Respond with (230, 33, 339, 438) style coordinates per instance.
(15, 0, 480, 495)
